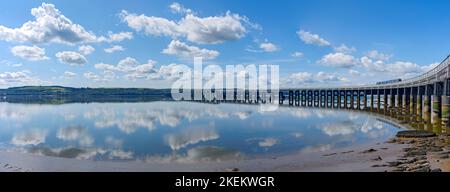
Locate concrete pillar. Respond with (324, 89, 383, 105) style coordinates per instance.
(344, 91, 348, 109)
(383, 90, 388, 112)
(279, 91, 284, 105)
(370, 90, 374, 110)
(288, 90, 294, 106)
(331, 91, 334, 108)
(432, 95, 441, 131)
(389, 89, 395, 111)
(432, 82, 442, 132)
(410, 92, 415, 117)
(441, 95, 450, 130)
(350, 91, 354, 109)
(442, 79, 450, 132)
(402, 92, 407, 116)
(337, 91, 341, 108)
(357, 91, 361, 109)
(423, 86, 431, 124)
(416, 87, 422, 122)
(377, 90, 381, 111)
(314, 91, 319, 107)
(363, 91, 367, 110)
(308, 91, 312, 107)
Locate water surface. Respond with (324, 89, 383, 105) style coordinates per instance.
(0, 101, 402, 163)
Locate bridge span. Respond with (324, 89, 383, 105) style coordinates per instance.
(200, 55, 450, 134)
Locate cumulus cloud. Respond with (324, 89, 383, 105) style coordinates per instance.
(120, 10, 248, 44)
(0, 71, 42, 85)
(94, 57, 158, 80)
(11, 45, 49, 61)
(104, 45, 125, 53)
(285, 71, 347, 85)
(98, 31, 133, 43)
(62, 71, 77, 78)
(297, 30, 330, 46)
(56, 51, 87, 65)
(318, 52, 358, 68)
(78, 45, 95, 55)
(366, 50, 392, 61)
(0, 3, 132, 45)
(0, 3, 97, 44)
(259, 42, 278, 52)
(162, 40, 219, 59)
(169, 2, 193, 14)
(291, 51, 304, 57)
(360, 56, 428, 76)
(334, 44, 356, 54)
(83, 71, 115, 82)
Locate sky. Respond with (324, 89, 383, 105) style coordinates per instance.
(0, 0, 450, 88)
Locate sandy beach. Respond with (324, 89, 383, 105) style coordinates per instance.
(1, 136, 447, 172)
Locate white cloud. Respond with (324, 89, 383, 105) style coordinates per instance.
(62, 71, 77, 78)
(348, 69, 361, 76)
(318, 52, 358, 68)
(169, 2, 193, 14)
(56, 51, 87, 66)
(366, 50, 392, 61)
(94, 57, 157, 80)
(0, 71, 45, 86)
(291, 52, 304, 57)
(421, 62, 439, 72)
(11, 45, 49, 61)
(259, 42, 278, 52)
(98, 31, 133, 43)
(0, 3, 97, 44)
(285, 71, 347, 85)
(78, 45, 95, 55)
(162, 40, 219, 59)
(360, 56, 426, 76)
(83, 71, 115, 82)
(334, 44, 356, 54)
(104, 45, 125, 53)
(120, 10, 247, 44)
(0, 3, 132, 45)
(297, 30, 330, 46)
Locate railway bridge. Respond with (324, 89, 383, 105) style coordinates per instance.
(278, 55, 450, 133)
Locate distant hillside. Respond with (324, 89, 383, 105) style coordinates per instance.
(0, 86, 172, 96)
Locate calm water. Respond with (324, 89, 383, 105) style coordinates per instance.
(0, 101, 403, 163)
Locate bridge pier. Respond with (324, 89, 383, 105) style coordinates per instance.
(383, 89, 388, 114)
(416, 86, 423, 122)
(423, 85, 432, 130)
(432, 82, 442, 133)
(442, 79, 450, 133)
(376, 89, 381, 112)
(410, 87, 415, 120)
(370, 90, 374, 111)
(295, 90, 300, 106)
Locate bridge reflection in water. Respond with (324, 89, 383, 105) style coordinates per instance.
(198, 55, 450, 136)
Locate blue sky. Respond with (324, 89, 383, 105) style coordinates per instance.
(0, 0, 449, 88)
